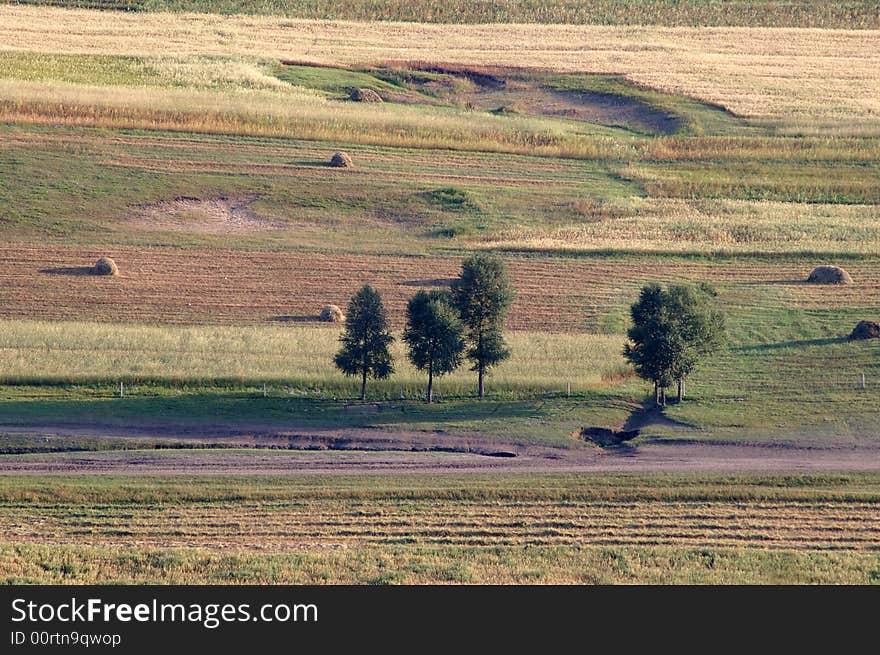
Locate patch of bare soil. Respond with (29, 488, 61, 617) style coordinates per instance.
(469, 86, 679, 135)
(374, 62, 681, 134)
(127, 196, 285, 235)
(2, 424, 879, 475)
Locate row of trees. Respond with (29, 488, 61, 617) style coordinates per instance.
(333, 252, 725, 406)
(334, 253, 513, 401)
(624, 282, 725, 405)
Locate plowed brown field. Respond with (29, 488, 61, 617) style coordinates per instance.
(1, 244, 878, 331)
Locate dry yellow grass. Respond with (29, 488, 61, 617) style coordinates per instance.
(482, 199, 880, 255)
(0, 7, 878, 125)
(0, 319, 629, 391)
(0, 78, 589, 155)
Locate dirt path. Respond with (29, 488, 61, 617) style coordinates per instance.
(2, 423, 878, 475)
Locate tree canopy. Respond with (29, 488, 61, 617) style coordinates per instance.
(403, 289, 465, 403)
(624, 282, 725, 405)
(334, 284, 395, 400)
(451, 253, 513, 398)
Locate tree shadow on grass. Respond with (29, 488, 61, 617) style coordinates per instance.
(0, 394, 546, 433)
(622, 401, 700, 433)
(40, 266, 93, 276)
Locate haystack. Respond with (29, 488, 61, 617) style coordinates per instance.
(91, 256, 118, 276)
(349, 88, 383, 103)
(849, 320, 880, 340)
(329, 152, 353, 168)
(320, 304, 345, 323)
(807, 265, 852, 285)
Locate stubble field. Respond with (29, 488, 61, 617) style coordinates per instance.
(3, 474, 879, 584)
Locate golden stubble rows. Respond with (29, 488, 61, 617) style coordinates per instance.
(2, 499, 878, 552)
(0, 6, 878, 123)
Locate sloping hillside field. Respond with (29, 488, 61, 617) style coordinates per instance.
(0, 3, 878, 584)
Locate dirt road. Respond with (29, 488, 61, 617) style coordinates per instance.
(2, 424, 878, 475)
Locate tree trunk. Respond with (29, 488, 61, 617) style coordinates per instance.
(360, 368, 367, 401)
(427, 360, 434, 404)
(659, 386, 666, 407)
(478, 362, 485, 399)
(654, 381, 660, 406)
(677, 378, 685, 403)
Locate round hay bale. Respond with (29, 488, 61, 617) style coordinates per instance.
(807, 265, 852, 285)
(92, 257, 118, 276)
(850, 320, 880, 340)
(349, 88, 383, 103)
(329, 152, 353, 168)
(320, 304, 345, 323)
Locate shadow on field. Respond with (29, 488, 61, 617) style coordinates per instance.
(734, 337, 847, 352)
(288, 160, 339, 168)
(0, 394, 546, 433)
(740, 279, 809, 286)
(400, 278, 457, 287)
(622, 403, 700, 433)
(40, 266, 93, 276)
(270, 315, 320, 323)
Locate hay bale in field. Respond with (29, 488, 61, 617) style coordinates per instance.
(91, 256, 118, 276)
(329, 152, 353, 168)
(349, 88, 383, 103)
(849, 320, 880, 340)
(320, 304, 345, 323)
(807, 265, 852, 285)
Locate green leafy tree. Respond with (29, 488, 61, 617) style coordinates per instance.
(403, 290, 465, 403)
(665, 283, 725, 402)
(624, 283, 724, 405)
(334, 285, 394, 400)
(451, 253, 513, 398)
(624, 284, 676, 406)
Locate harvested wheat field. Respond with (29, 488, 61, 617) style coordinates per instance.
(1, 7, 879, 125)
(2, 244, 878, 330)
(2, 474, 879, 584)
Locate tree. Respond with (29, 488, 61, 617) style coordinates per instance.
(403, 290, 465, 403)
(624, 283, 724, 406)
(451, 253, 513, 398)
(664, 283, 725, 402)
(624, 284, 676, 406)
(334, 285, 394, 400)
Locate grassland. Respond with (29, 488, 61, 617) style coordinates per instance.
(2, 126, 879, 256)
(8, 1, 880, 29)
(2, 474, 878, 584)
(0, 320, 628, 392)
